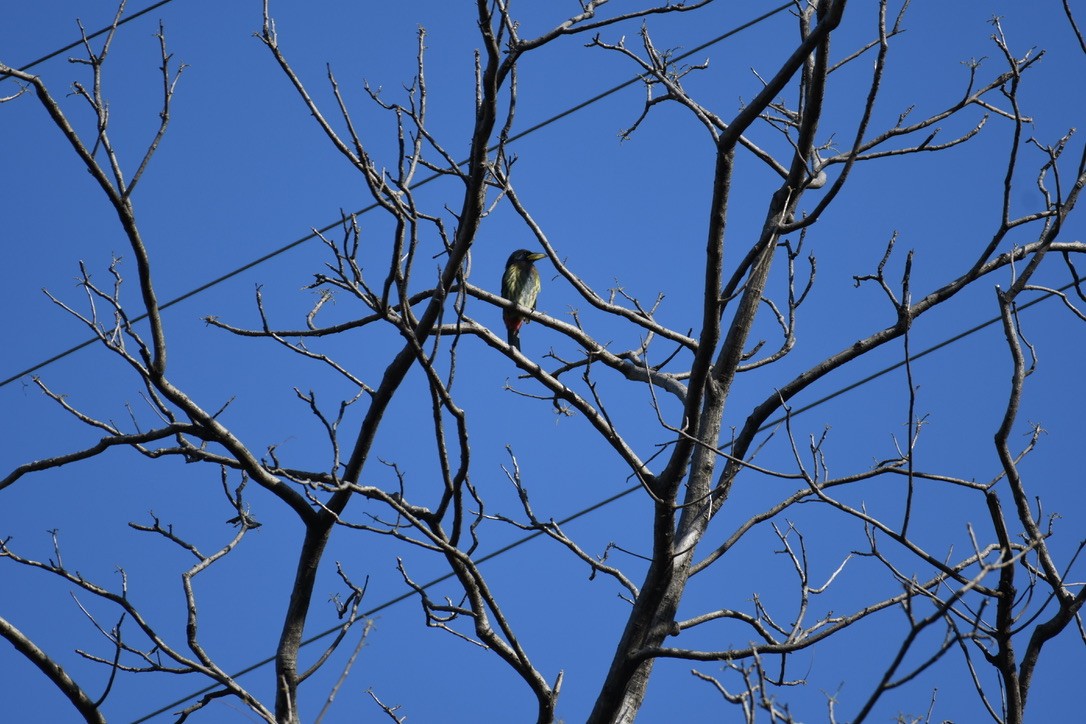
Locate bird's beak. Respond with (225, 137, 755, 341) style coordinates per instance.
(528, 252, 546, 261)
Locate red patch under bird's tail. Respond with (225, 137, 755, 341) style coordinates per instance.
(504, 311, 523, 350)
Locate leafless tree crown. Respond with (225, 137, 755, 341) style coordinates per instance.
(2, 1, 1085, 722)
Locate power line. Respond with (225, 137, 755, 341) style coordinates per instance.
(130, 484, 639, 723)
(128, 273, 1083, 723)
(761, 278, 1083, 427)
(0, 1, 794, 388)
(2, 0, 177, 77)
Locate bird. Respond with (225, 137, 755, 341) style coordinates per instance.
(500, 249, 546, 350)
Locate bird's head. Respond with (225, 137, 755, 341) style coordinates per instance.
(507, 249, 546, 267)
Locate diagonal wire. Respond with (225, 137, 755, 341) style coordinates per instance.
(130, 485, 637, 723)
(0, 1, 794, 388)
(2, 0, 177, 77)
(758, 278, 1084, 427)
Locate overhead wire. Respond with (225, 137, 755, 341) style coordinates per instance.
(2, 0, 177, 77)
(7, 3, 1082, 723)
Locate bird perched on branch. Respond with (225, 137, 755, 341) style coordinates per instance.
(501, 249, 546, 350)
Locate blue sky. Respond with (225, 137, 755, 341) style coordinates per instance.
(2, 1, 1084, 722)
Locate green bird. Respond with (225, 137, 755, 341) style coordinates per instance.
(501, 249, 546, 350)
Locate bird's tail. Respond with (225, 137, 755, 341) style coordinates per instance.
(503, 311, 523, 351)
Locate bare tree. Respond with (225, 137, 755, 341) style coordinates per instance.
(2, 1, 1085, 722)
